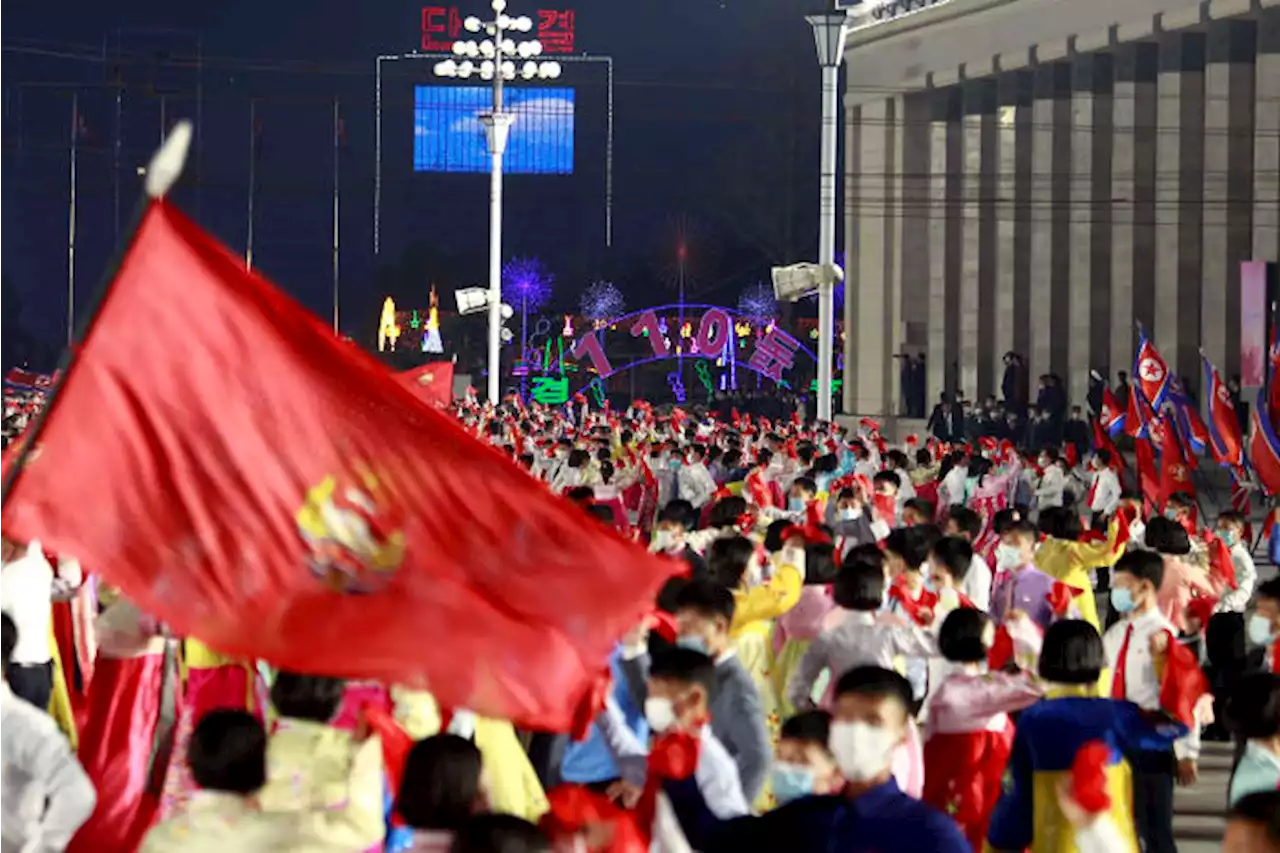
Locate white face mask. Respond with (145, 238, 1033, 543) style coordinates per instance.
(1248, 614, 1275, 646)
(994, 543, 1024, 571)
(644, 697, 676, 733)
(828, 721, 898, 782)
(652, 529, 682, 554)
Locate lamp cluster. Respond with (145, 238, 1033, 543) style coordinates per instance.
(433, 0, 562, 81)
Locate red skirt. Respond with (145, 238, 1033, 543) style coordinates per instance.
(922, 728, 1015, 852)
(68, 653, 180, 853)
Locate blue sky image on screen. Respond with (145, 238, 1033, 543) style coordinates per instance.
(414, 86, 575, 174)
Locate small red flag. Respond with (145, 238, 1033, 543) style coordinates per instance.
(1134, 436, 1160, 513)
(1158, 423, 1196, 510)
(396, 362, 454, 409)
(1, 202, 677, 731)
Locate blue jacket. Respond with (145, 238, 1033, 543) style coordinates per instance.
(560, 651, 647, 784)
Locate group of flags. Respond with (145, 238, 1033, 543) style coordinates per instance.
(1096, 322, 1280, 514)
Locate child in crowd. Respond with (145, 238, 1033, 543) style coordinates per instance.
(393, 734, 488, 852)
(1225, 673, 1280, 805)
(943, 505, 993, 610)
(1215, 510, 1257, 614)
(923, 609, 1041, 850)
(770, 710, 843, 806)
(990, 519, 1075, 632)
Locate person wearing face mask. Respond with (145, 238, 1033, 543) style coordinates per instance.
(989, 520, 1074, 633)
(822, 488, 876, 557)
(661, 666, 969, 853)
(1034, 448, 1067, 511)
(1215, 511, 1256, 614)
(1225, 673, 1280, 805)
(779, 477, 819, 522)
(1033, 506, 1125, 633)
(620, 581, 772, 803)
(1103, 550, 1211, 853)
(987, 619, 1187, 853)
(1251, 578, 1280, 672)
(770, 710, 843, 806)
(922, 609, 1042, 851)
(1164, 490, 1199, 536)
(676, 445, 717, 510)
(637, 648, 751, 822)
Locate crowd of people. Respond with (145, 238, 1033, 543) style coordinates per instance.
(4, 393, 1280, 853)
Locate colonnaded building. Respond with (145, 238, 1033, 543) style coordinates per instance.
(838, 0, 1280, 417)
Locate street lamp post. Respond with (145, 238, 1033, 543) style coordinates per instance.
(435, 0, 561, 405)
(806, 7, 851, 423)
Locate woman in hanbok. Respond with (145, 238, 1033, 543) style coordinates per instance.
(391, 686, 549, 822)
(771, 543, 838, 718)
(260, 671, 387, 852)
(1034, 507, 1130, 633)
(68, 591, 182, 853)
(159, 638, 267, 818)
(923, 609, 1042, 850)
(986, 619, 1186, 853)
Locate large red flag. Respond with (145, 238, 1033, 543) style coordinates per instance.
(1250, 391, 1280, 496)
(1, 202, 677, 731)
(396, 362, 455, 409)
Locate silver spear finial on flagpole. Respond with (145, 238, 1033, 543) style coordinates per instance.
(145, 120, 193, 200)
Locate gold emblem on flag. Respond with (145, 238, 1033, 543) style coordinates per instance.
(418, 372, 435, 385)
(296, 468, 406, 594)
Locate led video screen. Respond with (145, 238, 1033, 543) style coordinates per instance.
(413, 86, 575, 174)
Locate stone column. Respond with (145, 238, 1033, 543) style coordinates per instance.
(1203, 20, 1257, 379)
(996, 72, 1035, 367)
(1153, 32, 1206, 383)
(928, 88, 963, 403)
(1069, 53, 1114, 405)
(960, 80, 998, 400)
(842, 105, 861, 416)
(850, 97, 900, 415)
(1029, 63, 1072, 384)
(1110, 43, 1159, 376)
(898, 93, 933, 415)
(1254, 9, 1280, 264)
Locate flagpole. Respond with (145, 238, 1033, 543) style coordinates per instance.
(332, 98, 340, 334)
(67, 93, 78, 347)
(246, 99, 256, 270)
(4, 123, 194, 504)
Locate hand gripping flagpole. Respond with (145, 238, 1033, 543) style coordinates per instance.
(2, 121, 194, 505)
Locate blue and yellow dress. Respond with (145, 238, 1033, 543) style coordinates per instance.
(984, 685, 1184, 853)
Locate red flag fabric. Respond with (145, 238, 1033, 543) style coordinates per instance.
(1, 202, 677, 731)
(1091, 418, 1125, 476)
(1249, 388, 1280, 496)
(1203, 355, 1244, 468)
(1156, 630, 1209, 729)
(1070, 741, 1113, 815)
(1099, 387, 1126, 437)
(1158, 426, 1196, 510)
(1134, 436, 1161, 512)
(396, 362, 454, 409)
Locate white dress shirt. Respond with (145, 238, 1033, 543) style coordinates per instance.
(962, 553, 993, 612)
(1217, 542, 1257, 613)
(1, 682, 96, 853)
(0, 542, 54, 666)
(1035, 465, 1066, 510)
(677, 462, 718, 509)
(1088, 468, 1121, 516)
(1103, 607, 1201, 760)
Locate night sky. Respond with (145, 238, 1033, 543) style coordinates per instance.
(2, 0, 822, 369)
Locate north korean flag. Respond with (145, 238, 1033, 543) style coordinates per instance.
(1100, 386, 1127, 438)
(1133, 330, 1173, 411)
(1203, 354, 1244, 469)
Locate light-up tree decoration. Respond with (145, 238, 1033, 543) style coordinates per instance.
(421, 286, 444, 354)
(580, 280, 626, 327)
(737, 282, 777, 323)
(378, 296, 401, 352)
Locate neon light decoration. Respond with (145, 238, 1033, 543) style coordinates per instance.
(378, 297, 401, 352)
(546, 303, 817, 400)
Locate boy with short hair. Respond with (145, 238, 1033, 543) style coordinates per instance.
(1215, 510, 1257, 613)
(1104, 550, 1209, 853)
(770, 710, 842, 806)
(990, 519, 1071, 632)
(1251, 578, 1280, 671)
(943, 505, 993, 610)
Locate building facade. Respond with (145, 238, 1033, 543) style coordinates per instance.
(840, 0, 1280, 416)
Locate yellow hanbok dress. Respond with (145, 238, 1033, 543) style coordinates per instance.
(1034, 518, 1127, 631)
(391, 687, 549, 822)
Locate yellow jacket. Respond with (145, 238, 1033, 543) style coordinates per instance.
(1034, 519, 1127, 630)
(258, 718, 386, 852)
(391, 687, 549, 822)
(730, 563, 803, 637)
